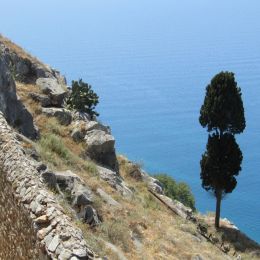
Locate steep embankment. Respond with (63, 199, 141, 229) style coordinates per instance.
(0, 34, 259, 260)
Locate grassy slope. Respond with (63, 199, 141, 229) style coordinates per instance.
(14, 81, 260, 260)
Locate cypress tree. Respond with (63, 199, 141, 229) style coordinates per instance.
(199, 71, 246, 228)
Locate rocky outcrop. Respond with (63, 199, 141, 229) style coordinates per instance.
(0, 56, 38, 139)
(38, 167, 101, 226)
(36, 78, 68, 107)
(0, 37, 66, 84)
(0, 112, 97, 259)
(97, 166, 133, 197)
(41, 107, 72, 125)
(71, 120, 110, 143)
(85, 130, 118, 172)
(29, 92, 52, 107)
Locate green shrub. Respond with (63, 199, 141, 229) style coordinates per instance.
(154, 174, 196, 211)
(66, 79, 99, 118)
(38, 133, 71, 166)
(37, 133, 98, 175)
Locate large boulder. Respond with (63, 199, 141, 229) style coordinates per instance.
(41, 107, 72, 125)
(97, 166, 133, 198)
(84, 130, 118, 172)
(54, 170, 93, 205)
(0, 56, 39, 139)
(71, 120, 110, 143)
(28, 92, 51, 107)
(85, 121, 110, 134)
(36, 78, 68, 107)
(83, 206, 101, 226)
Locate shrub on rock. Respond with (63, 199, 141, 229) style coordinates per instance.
(66, 79, 99, 118)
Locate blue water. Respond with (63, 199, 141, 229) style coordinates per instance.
(1, 0, 260, 243)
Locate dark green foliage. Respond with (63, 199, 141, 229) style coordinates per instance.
(154, 174, 196, 211)
(200, 133, 242, 195)
(199, 71, 245, 228)
(66, 79, 99, 118)
(199, 71, 245, 134)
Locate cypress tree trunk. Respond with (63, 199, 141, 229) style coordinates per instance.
(215, 189, 222, 228)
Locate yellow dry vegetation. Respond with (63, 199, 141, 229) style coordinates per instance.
(0, 34, 41, 64)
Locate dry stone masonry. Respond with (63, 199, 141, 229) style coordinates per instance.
(0, 168, 42, 260)
(0, 112, 98, 259)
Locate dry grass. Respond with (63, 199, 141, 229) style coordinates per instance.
(0, 34, 43, 65)
(13, 82, 259, 259)
(16, 82, 42, 117)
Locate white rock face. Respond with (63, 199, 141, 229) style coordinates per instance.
(85, 130, 118, 172)
(36, 77, 68, 107)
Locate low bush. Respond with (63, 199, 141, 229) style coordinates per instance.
(154, 174, 196, 211)
(66, 79, 99, 118)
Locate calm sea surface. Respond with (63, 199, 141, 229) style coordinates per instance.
(1, 0, 260, 242)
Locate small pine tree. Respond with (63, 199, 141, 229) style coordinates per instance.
(66, 79, 99, 118)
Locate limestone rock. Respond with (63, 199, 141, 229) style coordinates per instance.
(0, 56, 39, 139)
(97, 166, 133, 197)
(72, 184, 93, 208)
(148, 177, 164, 194)
(41, 171, 57, 189)
(54, 170, 81, 191)
(36, 78, 68, 107)
(48, 235, 60, 252)
(35, 215, 49, 224)
(157, 194, 192, 219)
(0, 39, 66, 84)
(85, 121, 110, 134)
(96, 188, 121, 208)
(84, 130, 118, 172)
(41, 107, 72, 125)
(71, 120, 110, 143)
(54, 170, 93, 209)
(140, 170, 164, 194)
(72, 111, 91, 122)
(84, 205, 101, 226)
(29, 92, 51, 107)
(71, 128, 85, 143)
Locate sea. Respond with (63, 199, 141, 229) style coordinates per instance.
(1, 0, 259, 243)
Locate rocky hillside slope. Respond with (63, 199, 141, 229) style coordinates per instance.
(0, 34, 259, 260)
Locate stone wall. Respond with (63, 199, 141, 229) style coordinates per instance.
(0, 169, 43, 260)
(0, 112, 97, 259)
